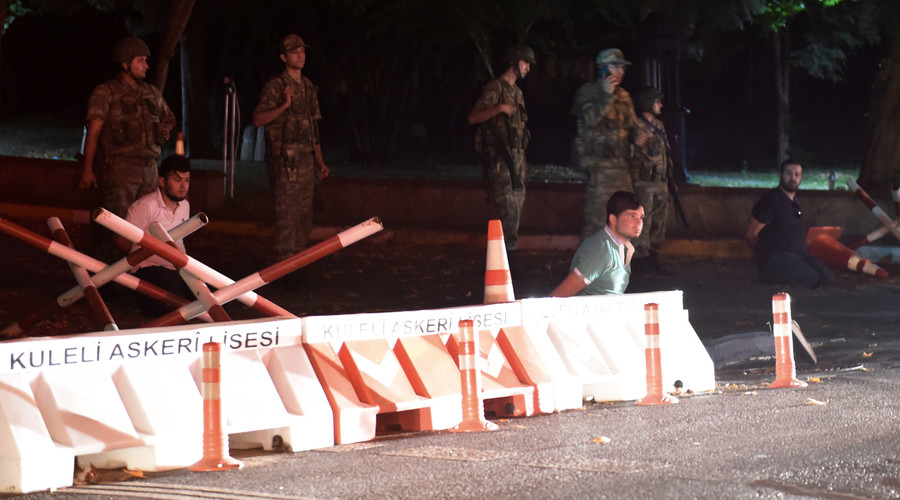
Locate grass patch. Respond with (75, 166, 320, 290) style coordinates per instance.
(688, 167, 859, 190)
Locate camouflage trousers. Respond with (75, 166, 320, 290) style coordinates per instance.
(485, 149, 526, 250)
(101, 156, 159, 219)
(633, 180, 669, 258)
(271, 153, 315, 261)
(581, 158, 633, 239)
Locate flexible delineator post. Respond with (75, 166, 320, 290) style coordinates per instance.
(47, 218, 118, 331)
(768, 293, 807, 389)
(146, 217, 385, 327)
(93, 207, 293, 318)
(637, 303, 678, 405)
(450, 319, 498, 432)
(189, 342, 244, 472)
(846, 178, 900, 244)
(0, 216, 209, 337)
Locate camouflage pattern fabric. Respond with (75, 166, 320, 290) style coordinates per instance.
(255, 72, 322, 260)
(474, 78, 529, 250)
(631, 115, 673, 258)
(87, 72, 175, 219)
(632, 181, 669, 258)
(272, 153, 315, 260)
(571, 83, 640, 239)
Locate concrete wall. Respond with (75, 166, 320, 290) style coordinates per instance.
(0, 155, 889, 242)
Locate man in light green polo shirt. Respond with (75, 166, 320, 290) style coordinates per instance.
(551, 191, 643, 297)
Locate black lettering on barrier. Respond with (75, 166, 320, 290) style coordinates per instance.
(161, 338, 174, 355)
(128, 342, 141, 358)
(10, 352, 25, 370)
(178, 337, 192, 354)
(144, 340, 159, 356)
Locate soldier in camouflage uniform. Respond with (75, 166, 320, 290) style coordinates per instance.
(468, 45, 534, 251)
(253, 34, 330, 261)
(630, 86, 672, 274)
(79, 36, 176, 221)
(571, 48, 647, 240)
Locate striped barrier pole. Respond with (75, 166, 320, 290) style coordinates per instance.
(846, 178, 900, 244)
(57, 213, 208, 308)
(0, 216, 210, 337)
(47, 217, 118, 331)
(146, 217, 384, 327)
(483, 219, 515, 304)
(892, 184, 900, 218)
(637, 303, 678, 405)
(93, 207, 294, 318)
(450, 320, 498, 432)
(189, 342, 244, 471)
(768, 293, 807, 389)
(847, 222, 900, 250)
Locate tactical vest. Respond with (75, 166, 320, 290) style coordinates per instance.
(99, 79, 167, 159)
(474, 79, 529, 154)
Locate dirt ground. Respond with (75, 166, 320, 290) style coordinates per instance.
(2, 209, 900, 379)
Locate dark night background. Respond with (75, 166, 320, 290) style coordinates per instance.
(0, 1, 887, 173)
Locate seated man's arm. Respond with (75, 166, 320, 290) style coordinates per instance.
(745, 216, 766, 248)
(550, 269, 589, 297)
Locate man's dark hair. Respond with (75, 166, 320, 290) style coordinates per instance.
(606, 191, 642, 225)
(159, 155, 191, 179)
(779, 158, 801, 174)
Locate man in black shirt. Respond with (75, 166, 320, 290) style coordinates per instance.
(745, 159, 835, 288)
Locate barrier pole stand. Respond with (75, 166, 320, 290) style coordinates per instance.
(768, 293, 808, 389)
(637, 303, 678, 405)
(450, 320, 498, 432)
(189, 343, 244, 471)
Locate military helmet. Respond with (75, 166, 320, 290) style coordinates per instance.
(595, 48, 630, 67)
(503, 45, 536, 65)
(635, 86, 663, 113)
(112, 36, 151, 64)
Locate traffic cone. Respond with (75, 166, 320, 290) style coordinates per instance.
(636, 303, 678, 405)
(805, 226, 842, 246)
(808, 234, 888, 278)
(450, 320, 498, 432)
(484, 219, 514, 304)
(189, 343, 244, 471)
(175, 132, 185, 156)
(768, 293, 807, 389)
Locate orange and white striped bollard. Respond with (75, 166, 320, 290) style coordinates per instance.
(636, 303, 678, 405)
(189, 343, 244, 471)
(450, 320, 498, 432)
(768, 293, 807, 389)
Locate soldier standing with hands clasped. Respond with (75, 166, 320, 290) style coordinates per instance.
(468, 45, 534, 251)
(253, 34, 330, 263)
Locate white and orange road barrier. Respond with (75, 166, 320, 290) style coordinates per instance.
(484, 219, 515, 304)
(189, 342, 243, 471)
(637, 303, 678, 405)
(848, 221, 900, 249)
(0, 215, 211, 338)
(146, 217, 384, 327)
(846, 178, 900, 244)
(808, 234, 888, 278)
(768, 293, 808, 389)
(450, 320, 498, 432)
(175, 131, 185, 156)
(48, 217, 118, 331)
(893, 184, 900, 218)
(519, 292, 715, 403)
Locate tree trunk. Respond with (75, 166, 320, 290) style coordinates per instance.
(858, 18, 900, 191)
(151, 0, 197, 91)
(773, 28, 791, 165)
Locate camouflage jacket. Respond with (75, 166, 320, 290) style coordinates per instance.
(86, 72, 175, 160)
(631, 114, 672, 183)
(255, 72, 322, 165)
(474, 78, 529, 154)
(571, 83, 639, 162)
